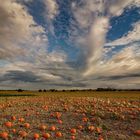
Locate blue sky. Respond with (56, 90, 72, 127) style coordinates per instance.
(0, 0, 140, 89)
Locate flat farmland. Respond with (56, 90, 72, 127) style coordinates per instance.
(0, 91, 140, 140)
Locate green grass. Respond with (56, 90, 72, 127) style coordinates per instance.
(0, 90, 140, 99)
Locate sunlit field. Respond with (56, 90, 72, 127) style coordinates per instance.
(0, 91, 140, 140)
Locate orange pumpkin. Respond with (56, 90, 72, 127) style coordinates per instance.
(12, 129, 16, 133)
(55, 132, 62, 137)
(40, 125, 47, 130)
(70, 128, 77, 134)
(42, 133, 51, 139)
(58, 119, 63, 124)
(34, 133, 40, 139)
(82, 117, 88, 122)
(71, 135, 76, 140)
(11, 116, 16, 121)
(18, 117, 25, 122)
(56, 112, 61, 119)
(0, 132, 8, 139)
(96, 127, 102, 133)
(19, 131, 27, 138)
(77, 125, 83, 130)
(98, 136, 104, 140)
(88, 125, 95, 131)
(50, 126, 56, 131)
(24, 123, 30, 129)
(4, 122, 13, 128)
(134, 130, 140, 136)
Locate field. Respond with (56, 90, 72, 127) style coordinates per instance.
(0, 91, 140, 140)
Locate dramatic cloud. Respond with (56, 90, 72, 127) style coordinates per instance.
(0, 0, 71, 89)
(2, 70, 41, 83)
(71, 0, 140, 76)
(0, 0, 47, 59)
(0, 0, 140, 89)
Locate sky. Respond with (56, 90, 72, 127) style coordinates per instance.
(0, 0, 140, 90)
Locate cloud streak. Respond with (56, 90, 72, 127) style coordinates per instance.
(71, 0, 140, 76)
(84, 17, 109, 76)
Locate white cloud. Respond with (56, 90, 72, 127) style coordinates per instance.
(0, 50, 68, 81)
(44, 0, 59, 20)
(0, 0, 69, 86)
(71, 0, 140, 76)
(84, 17, 109, 76)
(91, 46, 140, 77)
(106, 21, 140, 46)
(109, 0, 133, 16)
(0, 0, 79, 90)
(0, 0, 48, 59)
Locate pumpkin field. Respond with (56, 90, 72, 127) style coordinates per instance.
(0, 91, 140, 140)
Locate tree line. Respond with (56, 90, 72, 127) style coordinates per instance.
(0, 88, 140, 92)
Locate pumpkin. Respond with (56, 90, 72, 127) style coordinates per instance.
(58, 119, 63, 124)
(18, 117, 25, 122)
(0, 132, 8, 139)
(50, 126, 56, 131)
(134, 130, 140, 136)
(56, 112, 61, 119)
(55, 132, 62, 137)
(96, 127, 102, 133)
(24, 123, 30, 129)
(77, 125, 83, 130)
(70, 128, 77, 134)
(71, 135, 76, 140)
(12, 129, 16, 133)
(34, 133, 40, 139)
(42, 133, 51, 139)
(11, 116, 16, 121)
(82, 117, 88, 122)
(98, 136, 104, 140)
(88, 125, 95, 131)
(19, 131, 27, 137)
(4, 122, 13, 128)
(40, 125, 47, 130)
